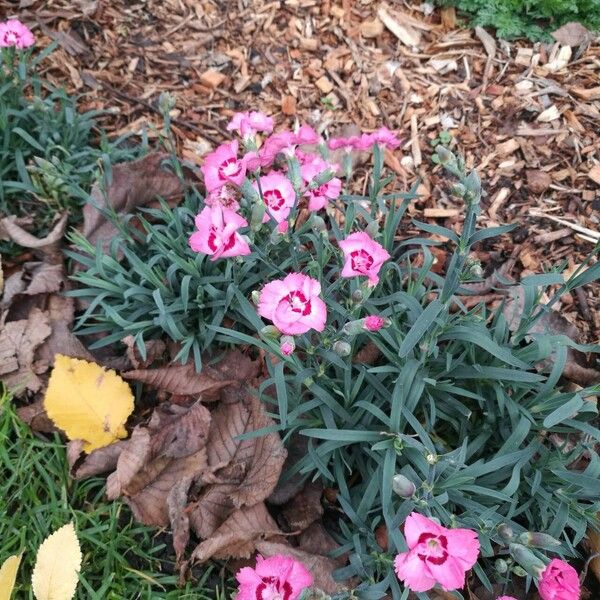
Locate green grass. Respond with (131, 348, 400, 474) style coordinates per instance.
(0, 390, 232, 599)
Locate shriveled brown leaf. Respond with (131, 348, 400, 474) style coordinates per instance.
(0, 213, 67, 264)
(0, 308, 51, 396)
(268, 433, 309, 505)
(298, 522, 343, 564)
(69, 439, 127, 479)
(281, 482, 323, 531)
(82, 153, 185, 248)
(255, 540, 347, 595)
(551, 22, 594, 46)
(191, 503, 281, 563)
(123, 363, 233, 400)
(106, 428, 152, 499)
(122, 335, 166, 369)
(17, 400, 57, 433)
(167, 477, 194, 564)
(587, 523, 600, 583)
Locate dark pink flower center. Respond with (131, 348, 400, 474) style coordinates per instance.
(286, 290, 311, 316)
(207, 226, 236, 253)
(350, 249, 374, 273)
(255, 576, 293, 600)
(4, 32, 18, 45)
(416, 532, 449, 566)
(218, 157, 242, 180)
(264, 189, 285, 211)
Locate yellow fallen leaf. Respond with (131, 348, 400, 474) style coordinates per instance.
(44, 354, 134, 452)
(0, 554, 22, 600)
(31, 522, 82, 600)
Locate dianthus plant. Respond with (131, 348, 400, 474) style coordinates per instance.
(69, 113, 600, 599)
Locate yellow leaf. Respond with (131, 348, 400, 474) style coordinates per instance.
(0, 554, 22, 600)
(44, 354, 134, 452)
(31, 522, 82, 600)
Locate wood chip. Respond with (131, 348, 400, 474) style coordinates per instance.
(424, 208, 460, 218)
(281, 94, 296, 116)
(377, 3, 421, 47)
(199, 69, 226, 89)
(315, 76, 334, 94)
(588, 165, 600, 186)
(360, 18, 384, 39)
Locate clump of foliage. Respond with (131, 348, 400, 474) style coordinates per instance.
(0, 391, 231, 599)
(0, 37, 141, 254)
(68, 113, 600, 599)
(435, 0, 600, 40)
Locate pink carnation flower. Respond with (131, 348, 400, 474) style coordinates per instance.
(339, 232, 390, 286)
(327, 135, 362, 151)
(394, 512, 480, 593)
(258, 273, 327, 335)
(357, 127, 401, 150)
(364, 315, 386, 332)
(253, 171, 296, 223)
(201, 140, 248, 192)
(189, 204, 250, 261)
(280, 336, 295, 356)
(227, 111, 274, 138)
(300, 157, 341, 211)
(204, 184, 240, 211)
(0, 20, 35, 49)
(539, 559, 580, 600)
(258, 125, 320, 168)
(236, 554, 313, 600)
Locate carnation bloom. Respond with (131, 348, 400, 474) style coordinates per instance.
(258, 273, 327, 335)
(538, 559, 580, 600)
(327, 135, 362, 151)
(280, 336, 295, 356)
(258, 125, 320, 168)
(189, 205, 250, 260)
(0, 20, 35, 49)
(364, 315, 386, 332)
(201, 140, 248, 192)
(339, 232, 390, 286)
(300, 157, 341, 211)
(357, 127, 401, 150)
(204, 184, 240, 211)
(227, 111, 274, 138)
(394, 512, 480, 593)
(253, 171, 296, 223)
(236, 554, 313, 600)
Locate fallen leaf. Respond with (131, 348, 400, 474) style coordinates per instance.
(44, 355, 135, 452)
(526, 170, 552, 194)
(0, 309, 51, 396)
(0, 554, 22, 600)
(17, 401, 57, 433)
(69, 439, 127, 479)
(191, 503, 282, 563)
(82, 153, 186, 250)
(31, 522, 82, 600)
(551, 22, 594, 46)
(167, 477, 195, 564)
(588, 523, 600, 583)
(281, 482, 323, 531)
(122, 335, 166, 369)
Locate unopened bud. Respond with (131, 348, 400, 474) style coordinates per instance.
(497, 524, 514, 543)
(310, 214, 327, 235)
(435, 145, 454, 165)
(279, 335, 295, 356)
(363, 315, 390, 332)
(260, 325, 280, 340)
(464, 170, 481, 203)
(517, 532, 561, 550)
(392, 474, 416, 498)
(509, 543, 546, 578)
(425, 453, 438, 465)
(495, 559, 508, 574)
(251, 290, 261, 305)
(158, 91, 176, 115)
(365, 221, 379, 239)
(351, 289, 364, 303)
(512, 565, 528, 578)
(310, 168, 335, 187)
(332, 340, 351, 357)
(251, 201, 266, 231)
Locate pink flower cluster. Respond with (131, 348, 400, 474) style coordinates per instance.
(227, 111, 274, 138)
(328, 126, 401, 152)
(0, 19, 34, 49)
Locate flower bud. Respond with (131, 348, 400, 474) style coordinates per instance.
(310, 214, 327, 235)
(517, 532, 561, 550)
(425, 453, 438, 465)
(332, 340, 351, 357)
(365, 220, 379, 239)
(363, 315, 390, 332)
(495, 558, 508, 574)
(158, 91, 176, 115)
(464, 170, 481, 203)
(392, 474, 416, 498)
(279, 335, 295, 356)
(310, 168, 335, 187)
(509, 543, 546, 578)
(435, 145, 454, 165)
(341, 319, 365, 336)
(260, 325, 281, 339)
(512, 565, 528, 578)
(250, 201, 266, 231)
(351, 289, 364, 303)
(497, 523, 514, 543)
(251, 290, 261, 305)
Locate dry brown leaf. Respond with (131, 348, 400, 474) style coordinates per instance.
(191, 503, 281, 563)
(281, 482, 323, 531)
(167, 476, 195, 564)
(122, 335, 166, 369)
(551, 22, 594, 46)
(69, 439, 127, 479)
(82, 153, 185, 249)
(587, 524, 600, 583)
(0, 309, 51, 396)
(17, 401, 57, 433)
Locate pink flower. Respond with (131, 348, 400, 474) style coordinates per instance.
(357, 127, 401, 150)
(277, 221, 289, 234)
(189, 205, 250, 261)
(236, 554, 313, 600)
(300, 157, 341, 211)
(327, 135, 362, 151)
(258, 273, 327, 335)
(364, 315, 386, 332)
(295, 124, 319, 144)
(0, 20, 35, 49)
(258, 125, 320, 168)
(253, 171, 296, 223)
(280, 336, 295, 356)
(201, 140, 248, 192)
(339, 232, 390, 286)
(539, 559, 580, 600)
(227, 111, 274, 138)
(204, 185, 240, 211)
(394, 512, 480, 593)
(497, 597, 518, 600)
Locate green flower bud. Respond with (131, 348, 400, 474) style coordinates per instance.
(365, 220, 379, 239)
(332, 340, 352, 357)
(509, 543, 546, 578)
(251, 201, 266, 231)
(392, 474, 416, 498)
(435, 145, 454, 165)
(251, 290, 261, 305)
(497, 524, 514, 543)
(260, 325, 280, 339)
(517, 532, 561, 550)
(495, 558, 508, 574)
